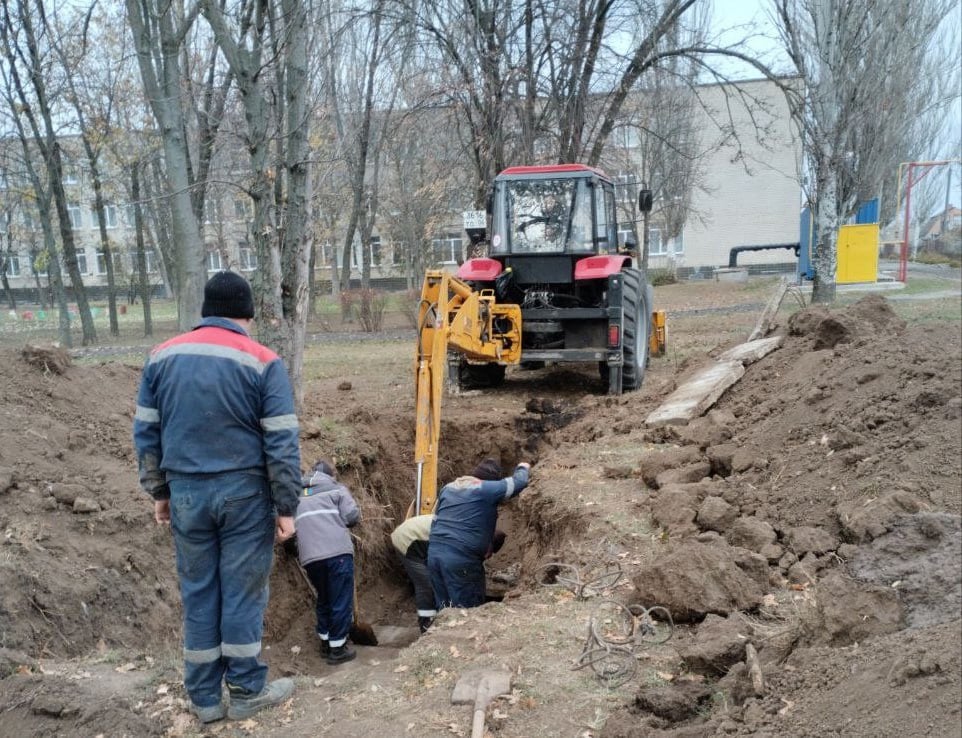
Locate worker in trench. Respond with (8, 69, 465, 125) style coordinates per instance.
(427, 459, 531, 610)
(392, 514, 507, 632)
(294, 460, 361, 665)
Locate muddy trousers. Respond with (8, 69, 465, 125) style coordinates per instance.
(168, 471, 274, 708)
(399, 546, 438, 620)
(427, 546, 486, 609)
(303, 553, 354, 648)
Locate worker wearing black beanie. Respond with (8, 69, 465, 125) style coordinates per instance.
(201, 271, 255, 319)
(134, 267, 300, 723)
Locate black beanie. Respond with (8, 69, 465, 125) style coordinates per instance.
(473, 458, 503, 481)
(202, 271, 254, 319)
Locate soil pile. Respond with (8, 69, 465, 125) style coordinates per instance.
(599, 294, 962, 736)
(0, 292, 959, 737)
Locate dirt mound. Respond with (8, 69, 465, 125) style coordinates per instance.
(603, 294, 961, 736)
(0, 291, 959, 738)
(0, 347, 182, 659)
(850, 512, 962, 628)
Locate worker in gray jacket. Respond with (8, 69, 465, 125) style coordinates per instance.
(295, 460, 360, 665)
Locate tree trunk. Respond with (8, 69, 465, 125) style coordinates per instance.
(126, 0, 205, 330)
(811, 166, 839, 303)
(0, 246, 15, 311)
(200, 0, 311, 404)
(88, 159, 120, 336)
(131, 163, 153, 336)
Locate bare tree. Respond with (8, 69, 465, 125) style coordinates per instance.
(774, 0, 957, 301)
(48, 4, 131, 336)
(1, 0, 97, 344)
(200, 0, 313, 401)
(126, 0, 207, 329)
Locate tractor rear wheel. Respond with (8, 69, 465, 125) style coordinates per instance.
(620, 268, 650, 391)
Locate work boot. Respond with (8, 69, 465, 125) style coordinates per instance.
(190, 701, 226, 724)
(326, 645, 356, 665)
(418, 616, 434, 634)
(226, 678, 295, 720)
(318, 639, 330, 657)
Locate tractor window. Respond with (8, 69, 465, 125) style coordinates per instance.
(501, 178, 593, 254)
(589, 181, 618, 254)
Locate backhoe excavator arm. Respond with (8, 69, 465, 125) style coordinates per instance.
(413, 270, 522, 516)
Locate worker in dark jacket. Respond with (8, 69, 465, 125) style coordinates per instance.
(296, 460, 360, 665)
(133, 271, 299, 723)
(428, 459, 530, 609)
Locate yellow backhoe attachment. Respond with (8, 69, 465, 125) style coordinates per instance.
(413, 270, 522, 515)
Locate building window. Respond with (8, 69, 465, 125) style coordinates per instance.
(95, 251, 124, 275)
(63, 166, 79, 185)
(370, 236, 382, 267)
(77, 251, 88, 274)
(234, 198, 251, 220)
(0, 212, 8, 233)
(207, 250, 223, 271)
(391, 241, 405, 267)
(67, 204, 83, 229)
(431, 233, 463, 264)
(3, 253, 20, 277)
(612, 125, 639, 149)
(239, 245, 257, 271)
(90, 204, 118, 229)
(23, 211, 35, 230)
(131, 249, 159, 273)
(318, 241, 335, 267)
(614, 172, 638, 206)
(648, 228, 665, 256)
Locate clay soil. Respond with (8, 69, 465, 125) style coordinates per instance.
(0, 277, 959, 738)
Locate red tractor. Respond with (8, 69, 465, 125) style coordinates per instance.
(456, 164, 660, 394)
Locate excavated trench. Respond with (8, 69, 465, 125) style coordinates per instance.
(261, 391, 588, 673)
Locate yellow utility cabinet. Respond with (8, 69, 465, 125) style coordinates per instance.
(836, 223, 879, 284)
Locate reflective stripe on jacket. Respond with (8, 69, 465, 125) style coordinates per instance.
(133, 317, 301, 515)
(295, 473, 360, 565)
(429, 465, 529, 561)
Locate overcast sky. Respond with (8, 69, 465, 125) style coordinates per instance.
(710, 0, 961, 212)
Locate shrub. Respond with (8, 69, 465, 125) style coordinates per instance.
(357, 289, 387, 332)
(339, 290, 357, 323)
(403, 289, 422, 330)
(649, 268, 678, 286)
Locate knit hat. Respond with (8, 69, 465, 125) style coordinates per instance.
(302, 459, 336, 487)
(473, 458, 503, 481)
(201, 271, 255, 319)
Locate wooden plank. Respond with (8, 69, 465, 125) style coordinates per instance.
(718, 336, 784, 366)
(645, 360, 745, 427)
(748, 278, 791, 342)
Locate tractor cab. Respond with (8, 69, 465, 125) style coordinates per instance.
(488, 165, 619, 257)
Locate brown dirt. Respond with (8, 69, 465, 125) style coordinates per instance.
(0, 288, 959, 738)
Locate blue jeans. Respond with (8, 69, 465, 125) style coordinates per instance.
(304, 554, 354, 647)
(168, 471, 274, 707)
(427, 546, 486, 609)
